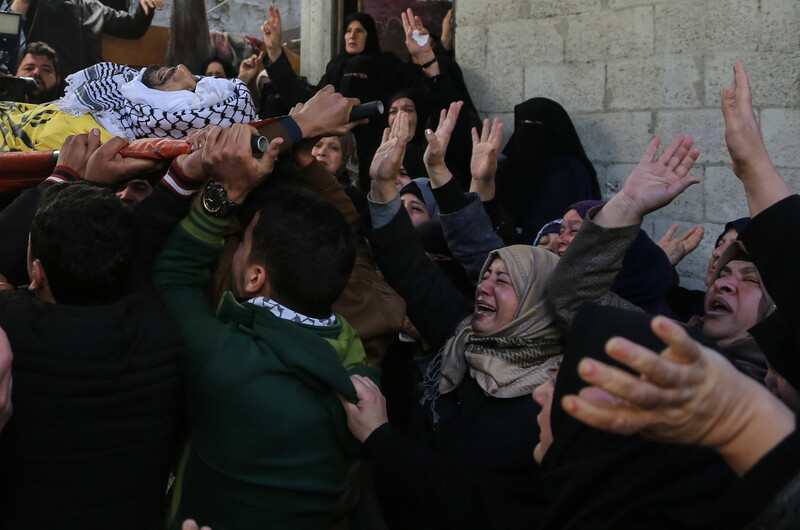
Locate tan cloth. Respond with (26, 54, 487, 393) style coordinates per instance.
(439, 245, 563, 398)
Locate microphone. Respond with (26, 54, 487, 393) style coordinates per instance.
(349, 101, 384, 122)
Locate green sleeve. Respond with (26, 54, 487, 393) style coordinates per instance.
(153, 204, 231, 370)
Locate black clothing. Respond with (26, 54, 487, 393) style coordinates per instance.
(539, 303, 738, 530)
(0, 289, 183, 529)
(366, 207, 546, 529)
(713, 195, 800, 529)
(0, 173, 191, 528)
(0, 181, 41, 286)
(741, 195, 800, 390)
(20, 0, 155, 79)
(497, 98, 601, 242)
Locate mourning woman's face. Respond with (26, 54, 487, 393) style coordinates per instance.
(388, 97, 418, 137)
(345, 21, 368, 54)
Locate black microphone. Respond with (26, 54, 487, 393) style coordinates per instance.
(251, 135, 269, 154)
(349, 101, 384, 122)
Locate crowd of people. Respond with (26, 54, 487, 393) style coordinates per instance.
(0, 2, 797, 529)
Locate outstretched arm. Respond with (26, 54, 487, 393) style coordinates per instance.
(547, 136, 699, 330)
(428, 111, 505, 280)
(562, 315, 795, 477)
(722, 61, 790, 217)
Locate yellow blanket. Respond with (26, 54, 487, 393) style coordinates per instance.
(0, 103, 113, 152)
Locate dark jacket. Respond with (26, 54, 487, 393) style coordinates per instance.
(154, 205, 379, 529)
(21, 0, 154, 78)
(0, 288, 183, 530)
(366, 206, 544, 529)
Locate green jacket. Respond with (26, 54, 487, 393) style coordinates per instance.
(154, 205, 378, 530)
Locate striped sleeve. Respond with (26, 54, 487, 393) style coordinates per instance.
(161, 161, 204, 198)
(45, 166, 81, 184)
(179, 203, 229, 245)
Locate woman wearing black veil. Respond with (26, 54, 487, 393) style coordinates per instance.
(496, 97, 601, 243)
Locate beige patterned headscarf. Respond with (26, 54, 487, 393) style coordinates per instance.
(438, 245, 563, 398)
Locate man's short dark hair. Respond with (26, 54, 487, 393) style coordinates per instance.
(30, 183, 137, 306)
(248, 187, 355, 318)
(17, 41, 59, 78)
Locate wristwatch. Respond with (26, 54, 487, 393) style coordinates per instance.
(201, 181, 238, 217)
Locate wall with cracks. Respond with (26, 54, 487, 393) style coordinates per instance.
(454, 0, 800, 288)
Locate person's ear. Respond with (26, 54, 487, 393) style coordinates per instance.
(28, 259, 55, 302)
(28, 258, 45, 291)
(243, 263, 271, 297)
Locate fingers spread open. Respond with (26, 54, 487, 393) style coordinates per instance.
(577, 356, 690, 410)
(562, 394, 650, 436)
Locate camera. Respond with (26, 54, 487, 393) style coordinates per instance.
(0, 11, 32, 102)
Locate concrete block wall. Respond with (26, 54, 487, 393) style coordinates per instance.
(455, 0, 800, 289)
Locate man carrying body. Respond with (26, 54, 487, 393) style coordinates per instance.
(153, 109, 380, 527)
(14, 41, 61, 103)
(0, 142, 185, 527)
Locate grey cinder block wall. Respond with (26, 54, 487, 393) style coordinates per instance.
(455, 0, 800, 289)
(155, 0, 798, 288)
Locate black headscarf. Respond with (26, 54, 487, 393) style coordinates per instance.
(199, 55, 237, 79)
(717, 216, 750, 246)
(538, 303, 737, 530)
(501, 98, 599, 217)
(321, 12, 382, 93)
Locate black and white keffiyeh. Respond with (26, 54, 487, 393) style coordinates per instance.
(246, 296, 337, 327)
(57, 62, 258, 139)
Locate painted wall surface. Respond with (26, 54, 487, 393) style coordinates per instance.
(454, 0, 800, 288)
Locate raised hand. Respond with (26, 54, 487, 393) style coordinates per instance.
(721, 61, 789, 216)
(561, 316, 794, 476)
(402, 7, 433, 60)
(370, 111, 411, 201)
(238, 53, 262, 84)
(422, 100, 463, 186)
(338, 374, 388, 443)
(469, 117, 504, 200)
(200, 124, 283, 204)
(597, 136, 700, 227)
(262, 5, 283, 63)
(656, 224, 705, 266)
(441, 8, 454, 52)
